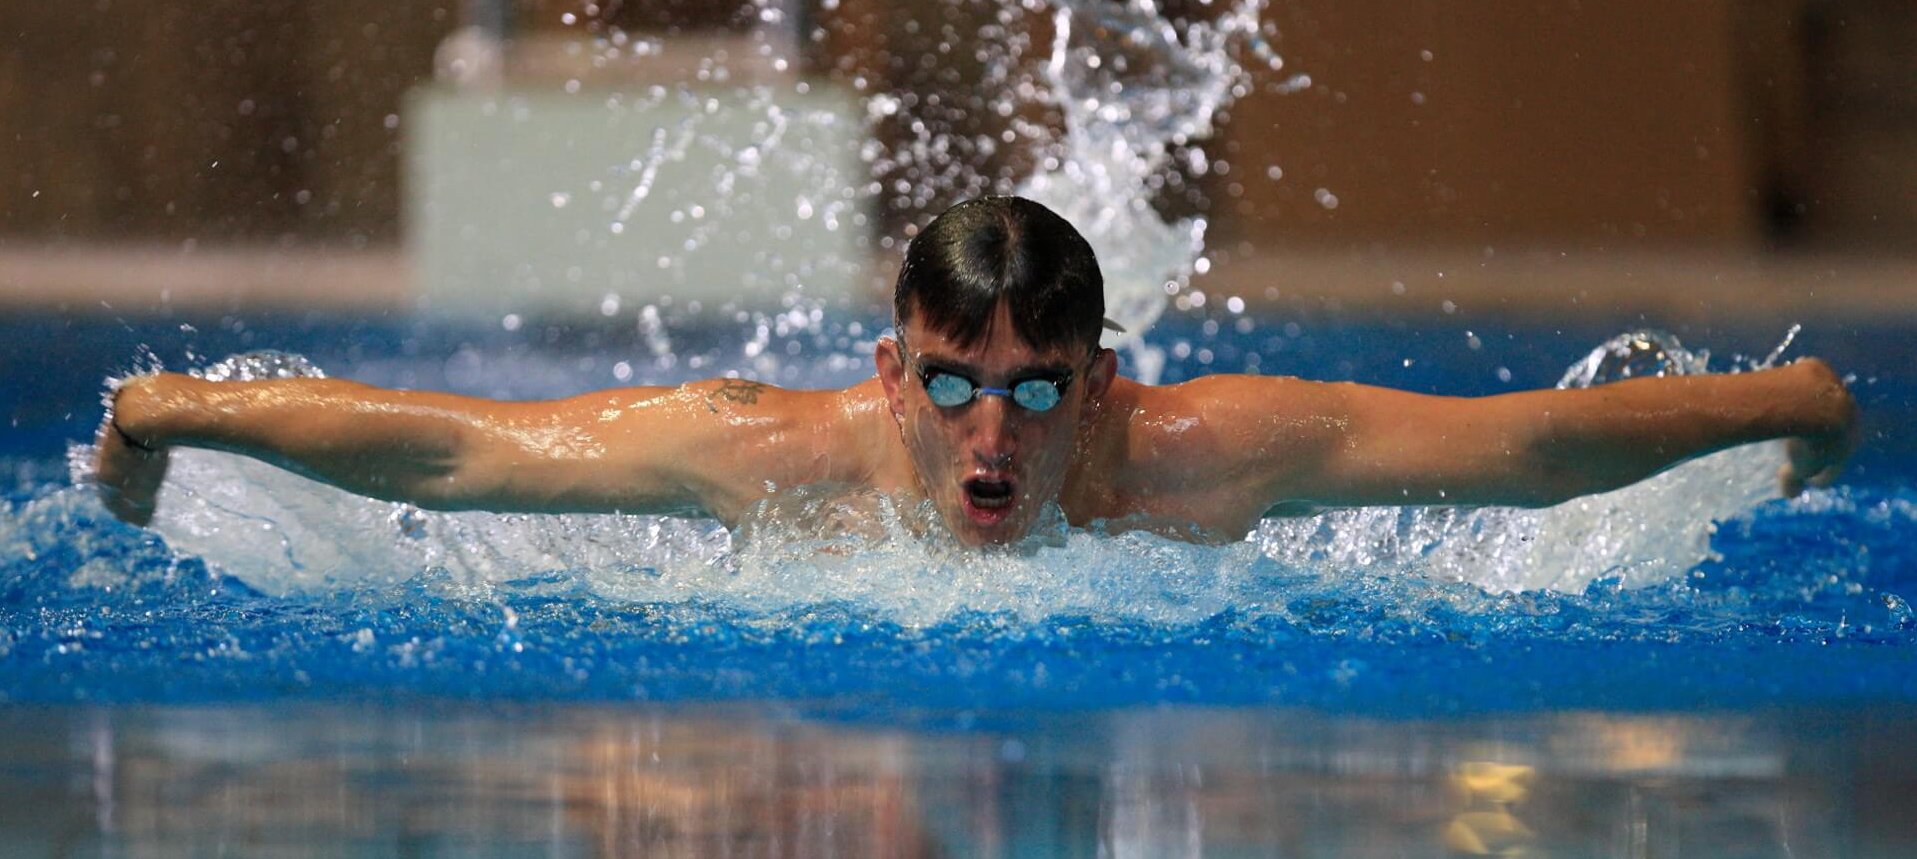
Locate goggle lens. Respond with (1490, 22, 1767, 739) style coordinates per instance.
(1011, 379, 1062, 412)
(920, 370, 1066, 413)
(924, 372, 977, 408)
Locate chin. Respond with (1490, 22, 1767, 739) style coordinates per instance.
(945, 505, 1032, 547)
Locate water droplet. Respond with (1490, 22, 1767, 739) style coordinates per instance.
(1885, 594, 1913, 629)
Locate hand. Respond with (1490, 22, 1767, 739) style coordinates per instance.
(1778, 358, 1858, 497)
(93, 380, 171, 526)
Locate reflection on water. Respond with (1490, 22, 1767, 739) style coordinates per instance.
(1, 705, 1907, 857)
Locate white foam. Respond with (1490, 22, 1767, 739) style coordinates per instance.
(1253, 443, 1778, 593)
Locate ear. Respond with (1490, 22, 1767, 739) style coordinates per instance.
(1084, 347, 1118, 401)
(875, 336, 907, 419)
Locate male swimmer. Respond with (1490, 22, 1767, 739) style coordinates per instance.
(95, 196, 1858, 546)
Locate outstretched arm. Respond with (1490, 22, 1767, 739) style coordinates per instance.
(95, 373, 867, 526)
(1176, 358, 1856, 516)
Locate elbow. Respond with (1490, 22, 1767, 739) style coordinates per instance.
(368, 434, 486, 511)
(405, 450, 504, 511)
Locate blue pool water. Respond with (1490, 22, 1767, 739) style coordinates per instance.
(4, 310, 1914, 715)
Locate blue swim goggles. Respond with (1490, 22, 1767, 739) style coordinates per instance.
(900, 341, 1074, 413)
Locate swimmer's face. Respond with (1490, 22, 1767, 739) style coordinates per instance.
(877, 303, 1116, 546)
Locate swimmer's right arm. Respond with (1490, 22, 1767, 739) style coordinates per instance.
(96, 372, 863, 526)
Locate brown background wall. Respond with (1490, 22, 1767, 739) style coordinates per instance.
(1215, 2, 1759, 250)
(0, 0, 1911, 254)
(0, 0, 454, 246)
(1203, 0, 1915, 252)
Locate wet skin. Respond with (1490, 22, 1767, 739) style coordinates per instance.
(97, 307, 1858, 547)
(874, 304, 1119, 546)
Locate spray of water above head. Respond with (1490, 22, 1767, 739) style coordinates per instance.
(486, 0, 1284, 383)
(1017, 0, 1279, 369)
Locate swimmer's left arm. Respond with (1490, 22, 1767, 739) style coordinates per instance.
(1229, 358, 1857, 512)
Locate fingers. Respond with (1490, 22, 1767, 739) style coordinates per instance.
(1778, 463, 1805, 498)
(1778, 462, 1844, 498)
(92, 425, 168, 527)
(100, 483, 157, 528)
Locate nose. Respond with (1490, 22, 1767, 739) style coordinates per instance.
(969, 393, 1017, 467)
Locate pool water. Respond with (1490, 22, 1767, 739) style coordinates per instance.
(3, 310, 1915, 854)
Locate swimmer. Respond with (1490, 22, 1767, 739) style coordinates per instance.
(94, 196, 1858, 546)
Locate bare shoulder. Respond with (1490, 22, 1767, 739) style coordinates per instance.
(589, 377, 893, 515)
(1066, 374, 1345, 534)
(593, 375, 883, 454)
(1112, 374, 1348, 473)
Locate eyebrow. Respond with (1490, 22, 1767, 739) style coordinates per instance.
(916, 354, 1073, 380)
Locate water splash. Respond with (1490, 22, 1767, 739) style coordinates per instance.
(189, 350, 330, 383)
(1020, 0, 1278, 376)
(768, 0, 1281, 375)
(1759, 323, 1802, 370)
(563, 1, 1276, 383)
(1556, 329, 1709, 389)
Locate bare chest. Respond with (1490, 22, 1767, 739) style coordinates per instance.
(1058, 453, 1267, 543)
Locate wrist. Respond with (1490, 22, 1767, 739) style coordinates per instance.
(110, 373, 190, 448)
(110, 416, 155, 452)
(1785, 359, 1855, 438)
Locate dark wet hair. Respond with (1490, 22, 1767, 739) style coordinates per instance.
(893, 196, 1104, 353)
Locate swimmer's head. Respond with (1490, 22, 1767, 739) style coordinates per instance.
(893, 195, 1105, 357)
(879, 197, 1117, 546)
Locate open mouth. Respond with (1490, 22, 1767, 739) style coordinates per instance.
(961, 477, 1016, 523)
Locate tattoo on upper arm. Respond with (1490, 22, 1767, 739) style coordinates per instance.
(707, 379, 767, 412)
